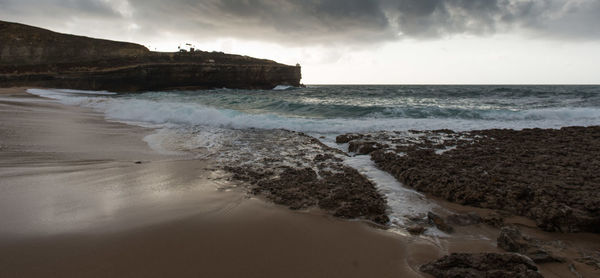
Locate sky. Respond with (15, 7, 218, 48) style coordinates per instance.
(1, 0, 600, 84)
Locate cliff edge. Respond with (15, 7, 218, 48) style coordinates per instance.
(0, 21, 301, 91)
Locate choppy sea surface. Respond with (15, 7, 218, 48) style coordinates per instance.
(31, 85, 600, 133)
(28, 85, 600, 233)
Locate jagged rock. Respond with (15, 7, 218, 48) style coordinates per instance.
(348, 141, 383, 155)
(335, 134, 362, 144)
(313, 153, 337, 162)
(482, 213, 505, 228)
(360, 127, 600, 233)
(575, 256, 600, 270)
(446, 212, 482, 226)
(428, 212, 454, 233)
(498, 226, 530, 252)
(497, 226, 565, 263)
(420, 253, 543, 278)
(526, 248, 564, 264)
(226, 165, 389, 225)
(407, 225, 426, 235)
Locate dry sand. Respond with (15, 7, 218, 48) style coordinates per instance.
(0, 88, 447, 277)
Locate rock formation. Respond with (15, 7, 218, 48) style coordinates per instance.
(497, 226, 565, 263)
(420, 253, 543, 278)
(223, 131, 389, 225)
(338, 127, 600, 233)
(0, 20, 301, 91)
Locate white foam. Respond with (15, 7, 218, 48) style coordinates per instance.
(27, 88, 600, 135)
(343, 155, 439, 227)
(28, 88, 116, 99)
(435, 145, 457, 155)
(53, 89, 117, 95)
(481, 107, 600, 121)
(272, 85, 293, 91)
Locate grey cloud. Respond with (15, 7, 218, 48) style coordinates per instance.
(1, 0, 599, 44)
(1, 0, 121, 18)
(126, 0, 396, 43)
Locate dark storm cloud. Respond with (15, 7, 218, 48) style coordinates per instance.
(124, 0, 396, 43)
(1, 0, 599, 44)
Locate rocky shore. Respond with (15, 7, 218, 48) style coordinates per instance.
(220, 126, 600, 276)
(420, 252, 543, 278)
(329, 126, 600, 277)
(337, 126, 600, 233)
(224, 131, 389, 225)
(0, 20, 301, 91)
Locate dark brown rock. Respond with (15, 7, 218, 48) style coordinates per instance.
(226, 165, 389, 225)
(364, 126, 600, 233)
(420, 253, 543, 278)
(446, 212, 482, 226)
(407, 225, 426, 235)
(348, 141, 383, 155)
(497, 226, 565, 263)
(313, 153, 336, 162)
(482, 213, 505, 228)
(498, 226, 530, 252)
(428, 212, 454, 233)
(575, 256, 600, 270)
(526, 248, 564, 264)
(335, 134, 362, 144)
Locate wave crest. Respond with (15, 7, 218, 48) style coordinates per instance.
(27, 88, 600, 134)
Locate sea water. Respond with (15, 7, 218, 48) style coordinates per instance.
(28, 85, 600, 232)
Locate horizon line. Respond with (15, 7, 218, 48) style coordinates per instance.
(304, 83, 600, 86)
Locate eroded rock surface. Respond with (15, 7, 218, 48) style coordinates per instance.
(340, 127, 600, 233)
(446, 212, 482, 226)
(420, 253, 543, 278)
(221, 130, 389, 225)
(428, 212, 454, 233)
(497, 226, 564, 263)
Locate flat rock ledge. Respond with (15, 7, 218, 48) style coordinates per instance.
(223, 131, 389, 225)
(226, 166, 389, 225)
(420, 253, 543, 278)
(339, 126, 600, 233)
(497, 226, 565, 264)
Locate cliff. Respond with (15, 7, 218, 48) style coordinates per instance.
(0, 21, 301, 91)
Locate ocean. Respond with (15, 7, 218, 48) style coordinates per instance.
(28, 85, 600, 233)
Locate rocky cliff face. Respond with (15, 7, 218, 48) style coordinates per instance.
(0, 21, 149, 66)
(0, 21, 301, 91)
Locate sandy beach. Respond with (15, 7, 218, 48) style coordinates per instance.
(2, 88, 599, 278)
(0, 88, 441, 277)
(3, 5, 600, 277)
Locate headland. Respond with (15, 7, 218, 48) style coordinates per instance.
(0, 21, 301, 91)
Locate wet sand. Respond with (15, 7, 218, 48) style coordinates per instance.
(0, 88, 445, 277)
(4, 88, 596, 277)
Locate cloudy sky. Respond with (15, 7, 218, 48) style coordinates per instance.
(1, 0, 600, 84)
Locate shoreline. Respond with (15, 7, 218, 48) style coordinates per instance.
(0, 88, 435, 277)
(2, 88, 599, 277)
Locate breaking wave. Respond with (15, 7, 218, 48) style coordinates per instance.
(27, 87, 600, 134)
